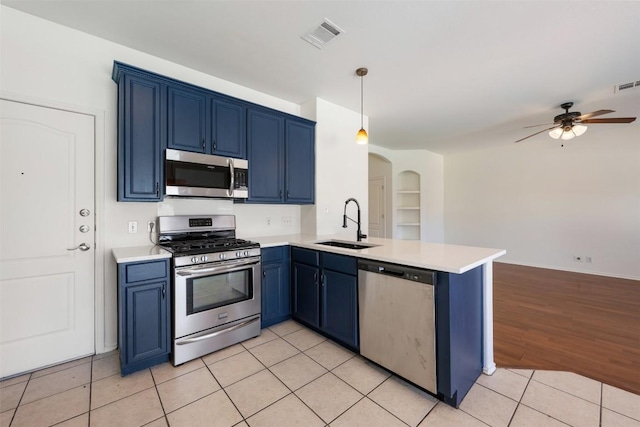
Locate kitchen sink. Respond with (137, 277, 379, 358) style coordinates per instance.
(314, 240, 380, 250)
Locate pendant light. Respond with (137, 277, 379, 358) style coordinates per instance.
(356, 67, 368, 144)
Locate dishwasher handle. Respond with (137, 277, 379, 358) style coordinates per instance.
(377, 266, 405, 278)
(357, 259, 436, 285)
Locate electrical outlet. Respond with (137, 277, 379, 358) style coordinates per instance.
(147, 221, 155, 233)
(128, 221, 138, 234)
(281, 216, 292, 227)
(573, 255, 583, 262)
(266, 217, 271, 227)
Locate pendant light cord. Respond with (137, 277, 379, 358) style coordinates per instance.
(360, 74, 364, 128)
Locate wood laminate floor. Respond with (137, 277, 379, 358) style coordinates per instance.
(493, 262, 640, 396)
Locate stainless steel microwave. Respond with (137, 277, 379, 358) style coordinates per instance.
(165, 149, 248, 199)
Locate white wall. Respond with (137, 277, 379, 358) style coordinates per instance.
(443, 124, 640, 279)
(301, 99, 369, 239)
(0, 6, 306, 351)
(368, 145, 445, 242)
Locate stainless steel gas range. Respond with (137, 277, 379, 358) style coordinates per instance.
(157, 215, 261, 366)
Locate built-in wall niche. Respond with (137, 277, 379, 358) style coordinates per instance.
(396, 170, 420, 240)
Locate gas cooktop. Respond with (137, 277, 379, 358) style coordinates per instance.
(161, 238, 259, 257)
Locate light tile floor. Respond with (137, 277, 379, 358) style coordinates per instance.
(1, 320, 639, 427)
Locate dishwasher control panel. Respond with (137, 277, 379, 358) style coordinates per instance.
(357, 259, 435, 285)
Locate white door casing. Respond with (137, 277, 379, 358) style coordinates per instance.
(0, 99, 95, 377)
(368, 177, 386, 238)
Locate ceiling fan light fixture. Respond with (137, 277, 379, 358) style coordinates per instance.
(355, 67, 368, 144)
(549, 128, 563, 139)
(572, 124, 588, 137)
(561, 129, 576, 140)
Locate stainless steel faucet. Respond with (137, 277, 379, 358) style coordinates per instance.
(343, 198, 367, 241)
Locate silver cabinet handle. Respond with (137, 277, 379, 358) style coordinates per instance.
(79, 209, 90, 217)
(67, 243, 90, 251)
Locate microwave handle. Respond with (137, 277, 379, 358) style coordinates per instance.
(229, 158, 235, 196)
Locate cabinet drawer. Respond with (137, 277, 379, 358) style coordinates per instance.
(125, 260, 169, 284)
(291, 247, 319, 266)
(261, 246, 287, 264)
(322, 252, 357, 276)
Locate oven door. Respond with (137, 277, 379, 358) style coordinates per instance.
(174, 257, 261, 339)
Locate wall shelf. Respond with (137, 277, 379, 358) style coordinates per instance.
(396, 171, 420, 240)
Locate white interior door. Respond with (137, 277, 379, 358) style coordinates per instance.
(0, 99, 95, 377)
(368, 177, 386, 238)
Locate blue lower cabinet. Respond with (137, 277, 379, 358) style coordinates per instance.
(118, 259, 171, 375)
(320, 269, 358, 350)
(292, 262, 320, 328)
(261, 247, 291, 328)
(291, 248, 359, 350)
(436, 266, 483, 407)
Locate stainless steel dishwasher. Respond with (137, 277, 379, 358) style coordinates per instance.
(358, 259, 437, 393)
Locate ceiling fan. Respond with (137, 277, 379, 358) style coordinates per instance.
(515, 102, 636, 143)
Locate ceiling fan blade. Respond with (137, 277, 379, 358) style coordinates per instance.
(515, 125, 560, 143)
(523, 123, 554, 128)
(580, 117, 636, 124)
(576, 109, 614, 120)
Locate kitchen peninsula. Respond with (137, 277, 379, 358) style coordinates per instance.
(252, 234, 505, 406)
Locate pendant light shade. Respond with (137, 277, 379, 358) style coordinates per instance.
(356, 128, 368, 144)
(356, 67, 368, 144)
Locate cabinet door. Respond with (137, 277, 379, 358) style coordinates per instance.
(261, 262, 291, 328)
(118, 74, 164, 201)
(124, 280, 169, 365)
(285, 119, 315, 204)
(321, 270, 358, 349)
(167, 86, 207, 153)
(247, 108, 284, 202)
(211, 97, 246, 159)
(292, 262, 319, 328)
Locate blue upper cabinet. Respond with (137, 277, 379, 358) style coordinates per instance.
(211, 97, 246, 159)
(247, 108, 315, 204)
(113, 61, 311, 203)
(247, 108, 285, 202)
(167, 86, 207, 153)
(115, 68, 165, 202)
(285, 119, 315, 204)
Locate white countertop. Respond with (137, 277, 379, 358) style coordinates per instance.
(112, 245, 172, 264)
(111, 236, 505, 273)
(252, 234, 506, 274)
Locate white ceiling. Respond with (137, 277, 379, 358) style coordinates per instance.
(4, 1, 640, 154)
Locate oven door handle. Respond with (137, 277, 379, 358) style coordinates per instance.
(176, 260, 260, 277)
(176, 316, 260, 345)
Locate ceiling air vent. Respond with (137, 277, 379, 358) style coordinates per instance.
(614, 80, 639, 93)
(301, 19, 344, 49)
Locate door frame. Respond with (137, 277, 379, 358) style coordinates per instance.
(368, 175, 387, 238)
(1, 91, 107, 355)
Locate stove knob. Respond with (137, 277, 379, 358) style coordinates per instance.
(191, 257, 198, 263)
(219, 253, 226, 260)
(244, 251, 249, 257)
(201, 256, 207, 262)
(235, 251, 241, 257)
